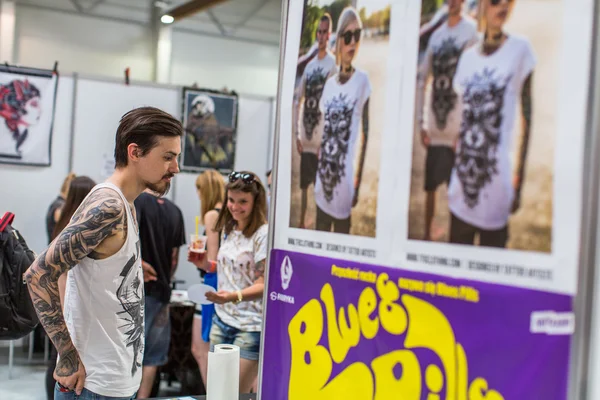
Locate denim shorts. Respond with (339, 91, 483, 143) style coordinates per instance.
(54, 384, 136, 400)
(210, 314, 261, 361)
(143, 295, 171, 366)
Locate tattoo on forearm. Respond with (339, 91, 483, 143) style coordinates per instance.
(356, 100, 370, 187)
(517, 73, 533, 194)
(25, 189, 125, 374)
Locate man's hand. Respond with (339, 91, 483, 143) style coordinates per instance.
(420, 128, 431, 147)
(142, 261, 157, 282)
(206, 290, 234, 305)
(54, 350, 86, 395)
(296, 138, 303, 155)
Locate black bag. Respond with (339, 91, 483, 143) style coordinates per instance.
(0, 212, 39, 340)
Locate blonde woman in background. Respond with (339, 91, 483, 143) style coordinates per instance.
(314, 6, 371, 234)
(190, 169, 225, 388)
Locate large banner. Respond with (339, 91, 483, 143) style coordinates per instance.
(262, 249, 573, 399)
(0, 66, 58, 166)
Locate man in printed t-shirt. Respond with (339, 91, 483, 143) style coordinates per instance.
(294, 13, 338, 229)
(416, 0, 478, 241)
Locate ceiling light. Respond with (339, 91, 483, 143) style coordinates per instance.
(161, 14, 174, 24)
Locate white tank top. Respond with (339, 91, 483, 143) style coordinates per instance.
(62, 183, 144, 397)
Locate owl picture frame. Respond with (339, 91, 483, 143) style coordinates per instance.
(180, 87, 239, 173)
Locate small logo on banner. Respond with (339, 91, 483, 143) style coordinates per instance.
(270, 291, 295, 304)
(281, 255, 293, 290)
(530, 311, 575, 335)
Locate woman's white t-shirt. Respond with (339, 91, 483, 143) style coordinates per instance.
(448, 35, 536, 229)
(215, 224, 268, 332)
(314, 69, 372, 220)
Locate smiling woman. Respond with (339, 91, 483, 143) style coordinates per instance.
(188, 170, 269, 394)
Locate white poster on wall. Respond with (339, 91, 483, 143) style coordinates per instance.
(271, 0, 593, 295)
(0, 66, 58, 167)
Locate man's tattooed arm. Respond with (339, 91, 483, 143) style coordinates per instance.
(514, 73, 533, 206)
(353, 99, 370, 206)
(24, 189, 125, 376)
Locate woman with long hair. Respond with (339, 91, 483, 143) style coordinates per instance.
(45, 175, 96, 400)
(189, 170, 268, 393)
(190, 169, 225, 388)
(447, 0, 535, 247)
(45, 172, 76, 244)
(314, 6, 371, 234)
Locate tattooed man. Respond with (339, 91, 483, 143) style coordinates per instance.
(25, 107, 182, 399)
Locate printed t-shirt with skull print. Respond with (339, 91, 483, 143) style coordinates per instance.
(417, 16, 478, 147)
(296, 52, 338, 154)
(315, 69, 372, 220)
(215, 224, 268, 332)
(448, 35, 536, 230)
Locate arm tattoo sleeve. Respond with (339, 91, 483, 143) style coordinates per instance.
(25, 189, 125, 375)
(356, 99, 370, 188)
(516, 73, 533, 195)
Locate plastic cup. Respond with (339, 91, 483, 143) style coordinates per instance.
(189, 234, 207, 262)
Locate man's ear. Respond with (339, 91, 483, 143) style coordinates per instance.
(127, 143, 140, 163)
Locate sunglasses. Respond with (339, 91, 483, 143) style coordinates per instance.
(229, 171, 256, 184)
(341, 29, 361, 45)
(490, 0, 513, 6)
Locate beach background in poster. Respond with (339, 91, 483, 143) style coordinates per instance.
(407, 0, 558, 252)
(288, 0, 392, 238)
(261, 249, 573, 400)
(181, 89, 238, 173)
(0, 69, 57, 167)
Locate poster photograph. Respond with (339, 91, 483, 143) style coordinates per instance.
(288, 0, 392, 238)
(181, 88, 238, 173)
(272, 0, 409, 265)
(0, 65, 58, 166)
(261, 249, 573, 400)
(392, 0, 593, 294)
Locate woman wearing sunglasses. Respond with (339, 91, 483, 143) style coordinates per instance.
(447, 0, 535, 247)
(314, 6, 371, 234)
(188, 171, 268, 393)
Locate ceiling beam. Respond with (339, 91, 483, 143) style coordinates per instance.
(164, 0, 229, 22)
(233, 0, 268, 31)
(206, 9, 227, 35)
(69, 0, 83, 13)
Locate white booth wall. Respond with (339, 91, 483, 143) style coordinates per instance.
(0, 73, 276, 294)
(14, 5, 281, 97)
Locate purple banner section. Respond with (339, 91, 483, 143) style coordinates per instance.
(261, 249, 573, 400)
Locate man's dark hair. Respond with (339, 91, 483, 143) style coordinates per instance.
(320, 13, 332, 33)
(114, 106, 183, 168)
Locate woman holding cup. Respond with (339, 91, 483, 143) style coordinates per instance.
(188, 170, 268, 393)
(190, 169, 225, 388)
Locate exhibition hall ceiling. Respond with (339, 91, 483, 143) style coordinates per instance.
(13, 0, 283, 46)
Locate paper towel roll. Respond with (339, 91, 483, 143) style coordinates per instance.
(207, 344, 240, 400)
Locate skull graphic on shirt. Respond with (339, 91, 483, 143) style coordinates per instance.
(302, 67, 328, 141)
(318, 93, 356, 202)
(456, 68, 509, 208)
(431, 37, 463, 130)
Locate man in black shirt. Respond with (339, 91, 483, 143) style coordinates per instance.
(134, 190, 186, 399)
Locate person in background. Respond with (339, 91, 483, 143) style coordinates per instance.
(45, 176, 96, 400)
(135, 189, 186, 399)
(45, 172, 75, 244)
(314, 7, 371, 234)
(189, 171, 268, 394)
(190, 169, 225, 388)
(448, 0, 535, 247)
(416, 0, 478, 241)
(26, 106, 182, 400)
